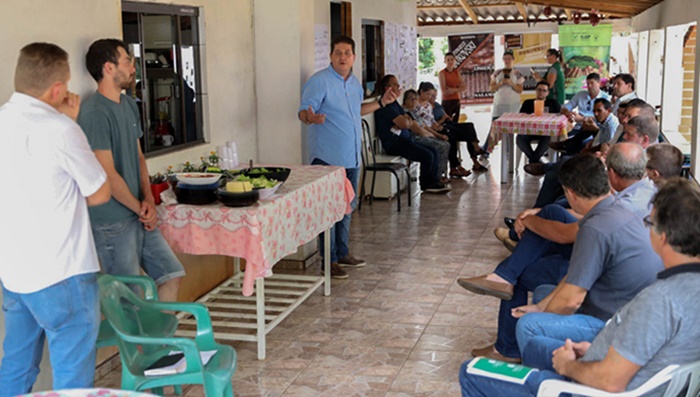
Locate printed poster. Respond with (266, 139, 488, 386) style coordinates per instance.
(384, 22, 417, 90)
(448, 32, 495, 105)
(504, 33, 552, 93)
(314, 25, 330, 72)
(559, 24, 613, 99)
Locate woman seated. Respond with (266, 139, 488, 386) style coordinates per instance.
(402, 89, 451, 184)
(424, 84, 488, 173)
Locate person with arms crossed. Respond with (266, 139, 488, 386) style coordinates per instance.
(298, 35, 398, 279)
(0, 42, 111, 395)
(78, 39, 185, 301)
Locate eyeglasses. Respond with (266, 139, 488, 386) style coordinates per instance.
(643, 215, 655, 229)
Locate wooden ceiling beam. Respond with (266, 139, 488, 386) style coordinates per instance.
(511, 0, 634, 17)
(563, 8, 572, 20)
(457, 0, 480, 24)
(515, 2, 529, 21)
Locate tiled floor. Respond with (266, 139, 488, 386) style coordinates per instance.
(96, 155, 544, 396)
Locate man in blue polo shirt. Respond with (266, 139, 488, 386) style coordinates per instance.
(298, 35, 397, 279)
(549, 73, 610, 155)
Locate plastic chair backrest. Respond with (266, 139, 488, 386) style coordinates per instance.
(98, 275, 178, 376)
(361, 119, 377, 167)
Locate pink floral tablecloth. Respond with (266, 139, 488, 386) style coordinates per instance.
(157, 165, 353, 296)
(20, 389, 156, 397)
(488, 112, 570, 151)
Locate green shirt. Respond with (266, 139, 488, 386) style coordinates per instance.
(547, 62, 565, 105)
(78, 92, 143, 225)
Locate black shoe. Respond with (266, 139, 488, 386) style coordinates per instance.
(504, 217, 515, 230)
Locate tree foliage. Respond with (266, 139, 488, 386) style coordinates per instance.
(418, 38, 435, 70)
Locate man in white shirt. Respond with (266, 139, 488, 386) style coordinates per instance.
(611, 74, 637, 116)
(0, 43, 111, 395)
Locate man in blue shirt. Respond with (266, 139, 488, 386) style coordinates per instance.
(298, 35, 397, 279)
(549, 73, 610, 155)
(589, 98, 619, 147)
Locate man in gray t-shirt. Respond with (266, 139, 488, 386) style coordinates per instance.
(460, 178, 700, 396)
(78, 39, 184, 301)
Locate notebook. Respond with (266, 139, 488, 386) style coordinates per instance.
(466, 357, 538, 385)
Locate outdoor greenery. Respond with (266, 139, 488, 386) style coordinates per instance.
(418, 38, 435, 70)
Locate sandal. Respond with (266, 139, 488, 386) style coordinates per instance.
(473, 163, 488, 172)
(440, 176, 452, 184)
(457, 166, 472, 177)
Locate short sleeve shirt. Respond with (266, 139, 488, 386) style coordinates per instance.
(78, 92, 143, 225)
(491, 68, 525, 117)
(409, 102, 436, 128)
(566, 196, 663, 320)
(0, 93, 106, 293)
(591, 113, 619, 146)
(582, 266, 700, 395)
(374, 101, 411, 141)
(614, 177, 656, 219)
(299, 66, 364, 168)
(547, 63, 566, 105)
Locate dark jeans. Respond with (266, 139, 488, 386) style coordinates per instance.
(560, 128, 594, 155)
(442, 99, 461, 123)
(380, 133, 439, 188)
(492, 205, 578, 358)
(533, 156, 572, 208)
(516, 135, 551, 164)
(443, 122, 479, 167)
(311, 159, 359, 263)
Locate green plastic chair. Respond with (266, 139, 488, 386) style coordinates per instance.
(98, 274, 237, 397)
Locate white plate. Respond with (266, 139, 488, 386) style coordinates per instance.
(175, 173, 222, 186)
(255, 182, 282, 200)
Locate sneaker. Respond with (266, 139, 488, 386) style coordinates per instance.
(494, 227, 517, 252)
(422, 184, 451, 194)
(338, 255, 366, 268)
(321, 263, 349, 279)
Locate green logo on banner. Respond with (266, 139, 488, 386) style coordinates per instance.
(559, 25, 613, 47)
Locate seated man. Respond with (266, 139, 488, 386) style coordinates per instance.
(548, 73, 610, 155)
(460, 178, 700, 397)
(516, 81, 562, 164)
(495, 142, 658, 252)
(611, 73, 638, 116)
(373, 74, 449, 193)
(457, 154, 662, 363)
(528, 104, 657, 209)
(645, 143, 684, 184)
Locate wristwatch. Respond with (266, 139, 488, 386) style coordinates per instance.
(377, 97, 384, 108)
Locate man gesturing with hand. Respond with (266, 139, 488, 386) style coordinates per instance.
(299, 35, 397, 279)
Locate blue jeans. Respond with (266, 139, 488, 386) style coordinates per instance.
(92, 218, 185, 285)
(379, 134, 440, 188)
(516, 312, 606, 367)
(312, 159, 360, 263)
(460, 359, 568, 397)
(0, 273, 100, 395)
(495, 255, 570, 358)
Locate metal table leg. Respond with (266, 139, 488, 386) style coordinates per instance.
(323, 227, 331, 296)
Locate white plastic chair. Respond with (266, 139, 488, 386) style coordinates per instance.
(536, 360, 700, 397)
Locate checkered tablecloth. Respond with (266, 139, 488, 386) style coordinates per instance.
(488, 112, 570, 151)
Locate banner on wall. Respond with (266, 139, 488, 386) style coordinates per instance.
(504, 33, 552, 92)
(559, 24, 613, 99)
(384, 22, 417, 90)
(448, 32, 495, 105)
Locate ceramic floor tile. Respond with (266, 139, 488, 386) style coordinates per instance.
(366, 281, 450, 304)
(96, 167, 545, 396)
(389, 350, 466, 395)
(354, 300, 439, 325)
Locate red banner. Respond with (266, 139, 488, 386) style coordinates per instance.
(448, 32, 495, 105)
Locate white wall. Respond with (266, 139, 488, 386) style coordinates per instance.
(0, 0, 256, 390)
(255, 0, 416, 165)
(0, 0, 257, 176)
(632, 0, 700, 32)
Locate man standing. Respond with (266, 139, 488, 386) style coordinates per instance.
(78, 39, 185, 301)
(0, 43, 111, 394)
(298, 35, 397, 279)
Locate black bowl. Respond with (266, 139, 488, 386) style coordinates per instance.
(244, 167, 291, 184)
(217, 188, 260, 207)
(174, 185, 217, 205)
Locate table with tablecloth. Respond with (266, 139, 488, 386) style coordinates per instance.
(488, 112, 570, 183)
(156, 164, 353, 359)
